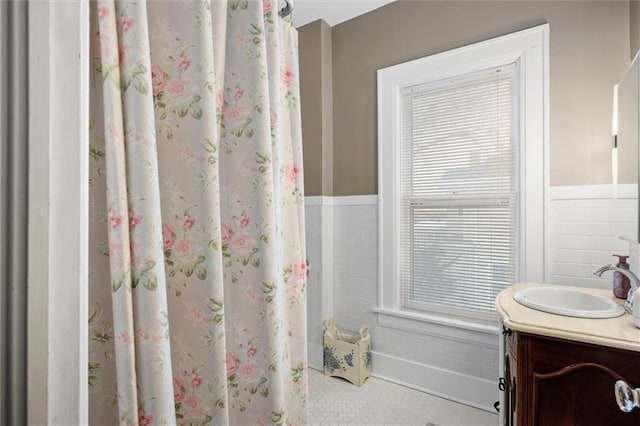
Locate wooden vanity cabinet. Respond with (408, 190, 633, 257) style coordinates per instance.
(504, 330, 640, 426)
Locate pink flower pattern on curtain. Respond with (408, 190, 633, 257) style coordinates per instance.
(88, 0, 308, 424)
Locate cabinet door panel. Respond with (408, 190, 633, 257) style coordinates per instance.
(512, 332, 640, 425)
(531, 361, 640, 425)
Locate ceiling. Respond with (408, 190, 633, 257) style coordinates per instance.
(290, 0, 397, 28)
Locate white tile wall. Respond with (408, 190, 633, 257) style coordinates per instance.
(304, 200, 324, 348)
(305, 196, 499, 412)
(548, 185, 638, 288)
(304, 185, 638, 412)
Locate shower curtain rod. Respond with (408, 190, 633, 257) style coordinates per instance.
(278, 0, 293, 18)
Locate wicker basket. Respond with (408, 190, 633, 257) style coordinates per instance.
(323, 317, 371, 386)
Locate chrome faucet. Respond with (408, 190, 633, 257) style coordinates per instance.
(593, 265, 640, 326)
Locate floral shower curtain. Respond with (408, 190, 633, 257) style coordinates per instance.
(88, 0, 308, 424)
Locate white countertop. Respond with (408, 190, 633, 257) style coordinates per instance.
(496, 283, 640, 352)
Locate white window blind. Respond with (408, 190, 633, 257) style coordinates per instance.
(399, 64, 517, 320)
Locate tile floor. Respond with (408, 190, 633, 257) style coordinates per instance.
(308, 368, 498, 426)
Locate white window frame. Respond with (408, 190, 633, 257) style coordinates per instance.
(375, 25, 549, 336)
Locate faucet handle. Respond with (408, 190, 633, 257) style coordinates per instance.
(624, 287, 636, 315)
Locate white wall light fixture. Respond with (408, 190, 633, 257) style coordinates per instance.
(612, 84, 619, 199)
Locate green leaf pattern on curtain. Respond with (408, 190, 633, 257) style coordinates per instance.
(89, 0, 308, 424)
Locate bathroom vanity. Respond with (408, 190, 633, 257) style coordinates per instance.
(496, 284, 640, 425)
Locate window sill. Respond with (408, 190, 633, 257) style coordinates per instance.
(373, 307, 500, 347)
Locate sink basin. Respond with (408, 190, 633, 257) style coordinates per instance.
(513, 287, 625, 318)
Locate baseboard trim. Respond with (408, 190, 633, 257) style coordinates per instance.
(371, 350, 497, 413)
(308, 342, 497, 413)
(308, 342, 324, 371)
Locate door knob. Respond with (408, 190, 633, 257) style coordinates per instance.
(615, 380, 640, 412)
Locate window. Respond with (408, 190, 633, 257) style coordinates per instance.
(400, 65, 516, 321)
(377, 25, 548, 328)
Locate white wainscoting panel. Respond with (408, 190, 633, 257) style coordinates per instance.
(548, 184, 637, 288)
(305, 195, 499, 412)
(304, 186, 638, 412)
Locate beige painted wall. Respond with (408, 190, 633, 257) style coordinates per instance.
(632, 1, 640, 59)
(299, 20, 333, 196)
(301, 1, 631, 195)
(299, 21, 323, 196)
